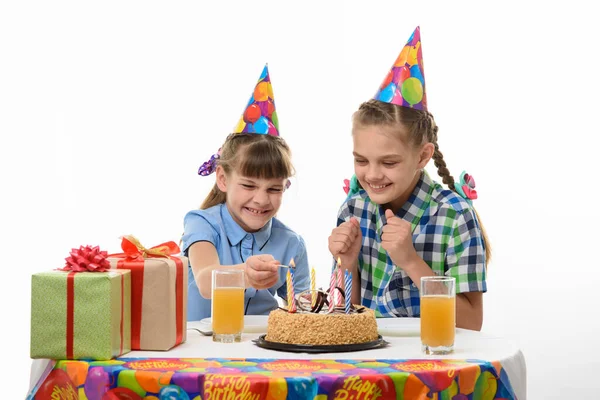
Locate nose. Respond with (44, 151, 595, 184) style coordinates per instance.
(365, 164, 383, 182)
(252, 189, 270, 206)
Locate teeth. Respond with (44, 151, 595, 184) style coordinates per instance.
(247, 208, 266, 214)
(369, 183, 389, 189)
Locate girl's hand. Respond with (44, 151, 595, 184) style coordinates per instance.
(328, 218, 362, 272)
(244, 254, 280, 289)
(381, 209, 418, 268)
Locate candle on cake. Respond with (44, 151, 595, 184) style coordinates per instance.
(310, 266, 316, 307)
(344, 269, 352, 314)
(328, 263, 336, 313)
(335, 257, 343, 307)
(287, 258, 297, 313)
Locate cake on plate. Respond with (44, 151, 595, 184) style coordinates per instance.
(265, 289, 379, 346)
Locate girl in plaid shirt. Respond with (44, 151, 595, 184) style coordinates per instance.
(328, 27, 490, 330)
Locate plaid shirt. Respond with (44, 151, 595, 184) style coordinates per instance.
(336, 171, 487, 317)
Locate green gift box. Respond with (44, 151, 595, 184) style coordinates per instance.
(30, 270, 131, 360)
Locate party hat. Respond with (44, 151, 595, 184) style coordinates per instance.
(373, 26, 427, 111)
(233, 64, 279, 136)
(198, 64, 279, 176)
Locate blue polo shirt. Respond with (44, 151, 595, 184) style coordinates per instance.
(182, 203, 310, 321)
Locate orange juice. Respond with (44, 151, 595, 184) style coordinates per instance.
(212, 287, 244, 334)
(421, 295, 455, 347)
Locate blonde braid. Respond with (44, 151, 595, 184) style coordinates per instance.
(432, 141, 456, 191)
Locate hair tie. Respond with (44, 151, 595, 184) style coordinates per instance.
(454, 171, 478, 203)
(197, 150, 220, 176)
(343, 175, 361, 198)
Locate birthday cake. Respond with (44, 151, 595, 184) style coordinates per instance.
(265, 307, 378, 346)
(265, 286, 379, 346)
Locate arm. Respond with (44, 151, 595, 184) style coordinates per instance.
(380, 208, 485, 327)
(444, 209, 487, 331)
(188, 241, 246, 299)
(456, 292, 483, 330)
(188, 242, 281, 299)
(183, 212, 246, 299)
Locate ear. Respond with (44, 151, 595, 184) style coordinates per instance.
(417, 143, 435, 169)
(215, 165, 228, 192)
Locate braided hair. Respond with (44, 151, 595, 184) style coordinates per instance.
(352, 99, 491, 262)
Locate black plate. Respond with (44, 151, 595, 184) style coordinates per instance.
(253, 335, 388, 353)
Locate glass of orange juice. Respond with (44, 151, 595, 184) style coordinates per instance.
(420, 276, 456, 355)
(211, 269, 245, 343)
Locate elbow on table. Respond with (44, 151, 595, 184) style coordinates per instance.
(457, 315, 483, 331)
(455, 292, 483, 331)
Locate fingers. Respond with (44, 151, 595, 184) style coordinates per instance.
(381, 212, 411, 244)
(338, 220, 360, 240)
(384, 209, 408, 229)
(248, 270, 279, 289)
(329, 237, 351, 255)
(255, 254, 276, 263)
(381, 225, 410, 242)
(385, 209, 394, 220)
(248, 257, 279, 272)
(245, 258, 280, 289)
(381, 224, 412, 249)
(349, 218, 363, 240)
(329, 228, 358, 255)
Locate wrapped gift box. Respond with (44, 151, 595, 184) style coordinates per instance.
(30, 269, 131, 360)
(108, 236, 188, 351)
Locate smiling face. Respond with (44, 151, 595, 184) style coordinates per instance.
(216, 167, 286, 232)
(352, 125, 433, 212)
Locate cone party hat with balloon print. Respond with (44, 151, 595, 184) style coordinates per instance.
(198, 64, 279, 176)
(233, 64, 279, 136)
(373, 26, 427, 111)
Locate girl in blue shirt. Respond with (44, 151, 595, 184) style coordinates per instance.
(182, 65, 309, 321)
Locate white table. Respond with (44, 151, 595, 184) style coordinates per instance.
(29, 319, 526, 399)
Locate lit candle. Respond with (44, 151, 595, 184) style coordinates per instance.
(336, 257, 343, 307)
(344, 270, 352, 314)
(328, 264, 336, 313)
(310, 266, 316, 307)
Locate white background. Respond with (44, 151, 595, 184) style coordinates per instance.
(2, 1, 599, 398)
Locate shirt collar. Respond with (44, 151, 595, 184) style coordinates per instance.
(396, 170, 434, 225)
(375, 170, 435, 234)
(220, 204, 273, 249)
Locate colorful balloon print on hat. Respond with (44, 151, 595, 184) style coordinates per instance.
(373, 26, 428, 111)
(198, 64, 280, 176)
(233, 64, 279, 136)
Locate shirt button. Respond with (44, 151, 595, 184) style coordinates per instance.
(241, 234, 253, 261)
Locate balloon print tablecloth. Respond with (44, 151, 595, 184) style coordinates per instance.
(28, 357, 516, 400)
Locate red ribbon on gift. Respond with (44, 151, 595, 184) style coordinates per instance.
(109, 235, 184, 349)
(61, 246, 125, 359)
(112, 236, 181, 261)
(62, 245, 111, 272)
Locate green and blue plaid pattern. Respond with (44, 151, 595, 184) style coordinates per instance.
(336, 171, 487, 317)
